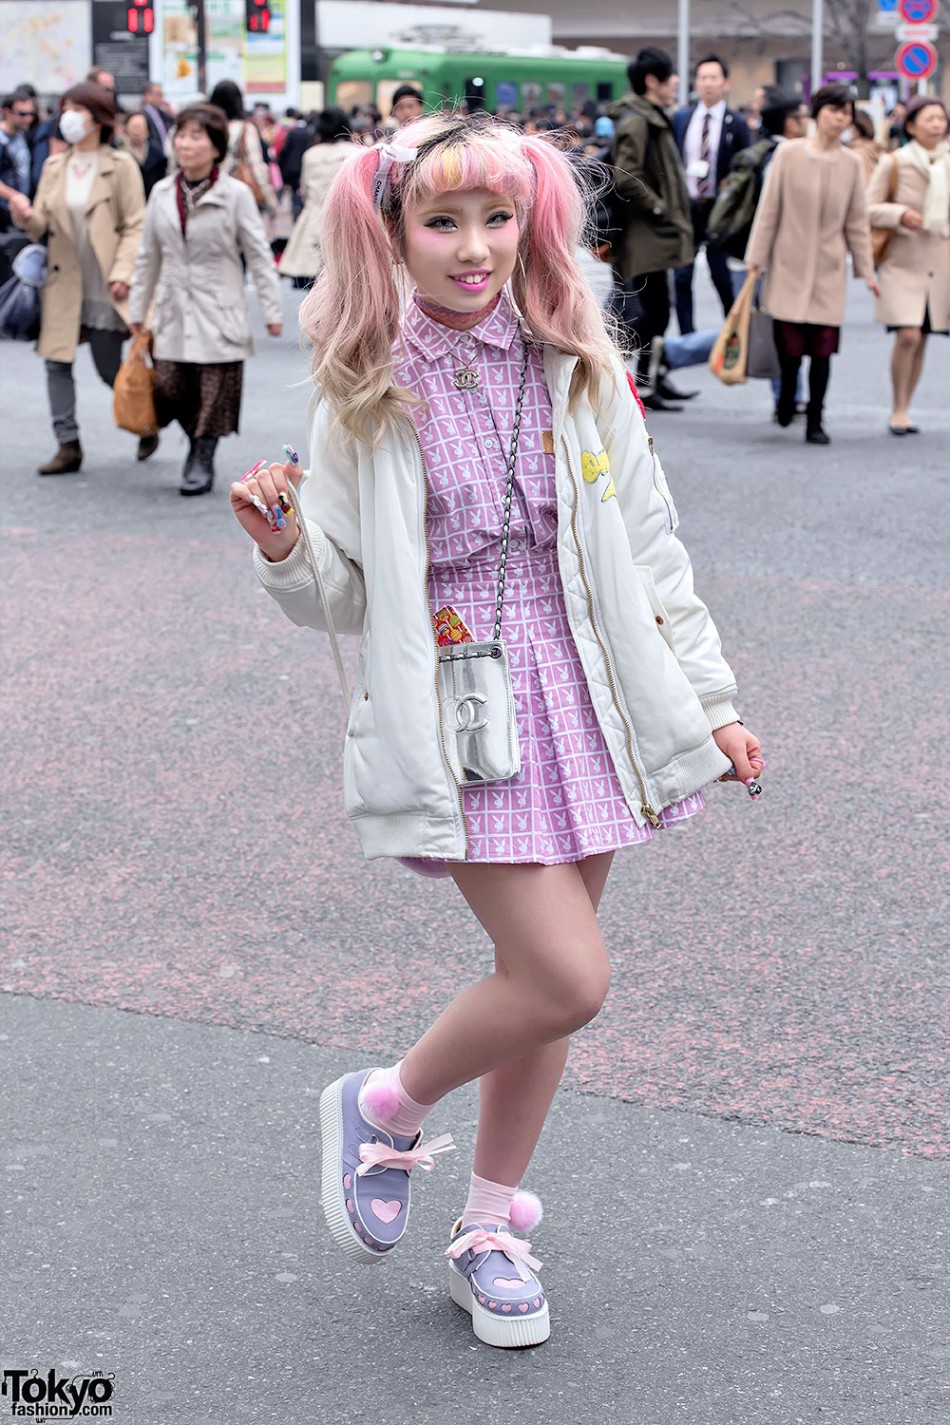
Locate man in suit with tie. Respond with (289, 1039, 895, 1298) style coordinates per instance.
(672, 55, 750, 333)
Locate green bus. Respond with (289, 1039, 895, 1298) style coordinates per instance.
(327, 46, 630, 118)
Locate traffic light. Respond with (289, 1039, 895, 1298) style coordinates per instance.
(245, 0, 271, 33)
(127, 0, 154, 33)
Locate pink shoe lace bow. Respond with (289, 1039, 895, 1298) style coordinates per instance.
(355, 1132, 456, 1177)
(445, 1227, 542, 1277)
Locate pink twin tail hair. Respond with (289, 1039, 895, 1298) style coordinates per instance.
(299, 115, 621, 443)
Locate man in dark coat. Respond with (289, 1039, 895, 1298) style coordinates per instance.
(608, 47, 694, 410)
(672, 55, 750, 333)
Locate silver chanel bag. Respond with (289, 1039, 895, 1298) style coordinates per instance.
(436, 345, 529, 787)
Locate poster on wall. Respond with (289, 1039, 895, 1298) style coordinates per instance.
(244, 0, 286, 94)
(0, 0, 91, 94)
(206, 0, 244, 92)
(161, 0, 199, 97)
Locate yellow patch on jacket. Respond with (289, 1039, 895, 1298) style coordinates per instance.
(581, 448, 616, 502)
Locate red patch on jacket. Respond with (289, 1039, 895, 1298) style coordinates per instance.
(625, 370, 646, 419)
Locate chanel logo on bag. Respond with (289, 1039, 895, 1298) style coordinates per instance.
(454, 694, 488, 732)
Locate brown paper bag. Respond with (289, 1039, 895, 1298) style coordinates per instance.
(709, 272, 754, 386)
(113, 331, 158, 437)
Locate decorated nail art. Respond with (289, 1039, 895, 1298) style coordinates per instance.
(277, 490, 294, 515)
(242, 459, 267, 482)
(270, 503, 287, 531)
(282, 443, 300, 466)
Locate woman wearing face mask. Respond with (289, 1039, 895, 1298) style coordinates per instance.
(746, 83, 879, 446)
(128, 104, 283, 495)
(12, 81, 148, 474)
(867, 96, 950, 436)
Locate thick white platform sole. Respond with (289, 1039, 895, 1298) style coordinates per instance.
(319, 1074, 390, 1266)
(448, 1262, 551, 1348)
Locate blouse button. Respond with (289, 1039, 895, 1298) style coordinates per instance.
(485, 437, 497, 449)
(655, 615, 665, 626)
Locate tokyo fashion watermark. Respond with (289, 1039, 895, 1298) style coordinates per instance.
(1, 1370, 114, 1419)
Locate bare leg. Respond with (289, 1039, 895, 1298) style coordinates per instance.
(890, 327, 923, 427)
(472, 854, 614, 1185)
(908, 331, 928, 414)
(399, 859, 612, 1114)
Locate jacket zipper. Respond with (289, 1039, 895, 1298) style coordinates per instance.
(648, 435, 676, 535)
(563, 437, 661, 828)
(407, 419, 469, 856)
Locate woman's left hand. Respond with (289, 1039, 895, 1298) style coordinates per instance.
(865, 275, 881, 299)
(713, 722, 764, 787)
(110, 281, 130, 301)
(266, 323, 282, 337)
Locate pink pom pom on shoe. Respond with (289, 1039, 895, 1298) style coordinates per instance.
(361, 1073, 401, 1124)
(509, 1190, 543, 1232)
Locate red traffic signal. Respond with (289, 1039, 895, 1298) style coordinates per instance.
(245, 0, 271, 32)
(127, 0, 154, 33)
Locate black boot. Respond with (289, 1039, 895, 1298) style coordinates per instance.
(38, 440, 83, 475)
(180, 437, 217, 496)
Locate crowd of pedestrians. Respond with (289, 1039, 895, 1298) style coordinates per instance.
(0, 55, 947, 486)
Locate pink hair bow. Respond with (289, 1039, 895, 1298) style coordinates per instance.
(356, 1131, 456, 1176)
(445, 1227, 542, 1278)
(372, 142, 418, 213)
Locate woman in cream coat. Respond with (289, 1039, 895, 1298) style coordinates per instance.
(278, 108, 356, 285)
(129, 103, 283, 496)
(746, 83, 878, 446)
(14, 81, 146, 474)
(867, 96, 950, 436)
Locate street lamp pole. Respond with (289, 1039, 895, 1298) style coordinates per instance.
(811, 0, 824, 95)
(678, 0, 690, 94)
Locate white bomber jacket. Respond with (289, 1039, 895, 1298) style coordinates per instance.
(254, 345, 739, 862)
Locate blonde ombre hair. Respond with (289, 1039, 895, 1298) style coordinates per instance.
(300, 113, 620, 442)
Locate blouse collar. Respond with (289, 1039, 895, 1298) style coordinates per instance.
(401, 288, 521, 361)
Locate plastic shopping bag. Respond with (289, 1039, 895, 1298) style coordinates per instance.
(709, 271, 754, 386)
(113, 330, 158, 437)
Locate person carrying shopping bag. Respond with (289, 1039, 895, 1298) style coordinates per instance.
(128, 103, 282, 495)
(230, 113, 764, 1350)
(745, 83, 879, 445)
(12, 81, 149, 474)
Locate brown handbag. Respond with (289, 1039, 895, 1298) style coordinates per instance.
(870, 154, 899, 267)
(231, 124, 266, 209)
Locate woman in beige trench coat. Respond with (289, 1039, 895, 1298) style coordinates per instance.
(13, 81, 146, 474)
(746, 83, 878, 445)
(867, 96, 950, 436)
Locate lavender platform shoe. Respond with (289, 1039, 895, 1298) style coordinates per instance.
(446, 1217, 551, 1348)
(319, 1069, 454, 1265)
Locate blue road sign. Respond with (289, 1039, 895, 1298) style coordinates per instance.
(895, 39, 938, 77)
(898, 0, 937, 21)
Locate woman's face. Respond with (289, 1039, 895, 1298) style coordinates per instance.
(174, 120, 217, 173)
(815, 102, 853, 143)
(61, 102, 97, 136)
(400, 186, 520, 314)
(907, 104, 949, 149)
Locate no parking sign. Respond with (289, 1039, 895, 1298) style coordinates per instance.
(895, 38, 938, 79)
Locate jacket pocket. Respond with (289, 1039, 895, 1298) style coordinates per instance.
(634, 565, 675, 653)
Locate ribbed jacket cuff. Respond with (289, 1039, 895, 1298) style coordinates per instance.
(253, 523, 324, 591)
(702, 693, 740, 730)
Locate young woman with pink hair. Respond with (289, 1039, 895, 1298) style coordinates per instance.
(231, 113, 763, 1349)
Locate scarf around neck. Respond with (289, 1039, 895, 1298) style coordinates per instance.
(904, 139, 949, 237)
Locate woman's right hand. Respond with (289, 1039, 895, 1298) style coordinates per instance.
(900, 209, 923, 231)
(8, 193, 32, 226)
(129, 321, 146, 336)
(230, 457, 303, 563)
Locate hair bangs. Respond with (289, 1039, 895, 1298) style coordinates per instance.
(393, 116, 534, 219)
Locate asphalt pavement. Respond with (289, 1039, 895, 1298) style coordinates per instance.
(1, 266, 948, 1425)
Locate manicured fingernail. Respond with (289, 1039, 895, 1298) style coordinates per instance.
(282, 443, 299, 466)
(242, 458, 266, 481)
(270, 503, 286, 530)
(277, 490, 294, 514)
(249, 493, 270, 518)
(744, 778, 763, 798)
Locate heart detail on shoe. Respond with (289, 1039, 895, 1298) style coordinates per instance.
(493, 1277, 524, 1290)
(370, 1198, 402, 1224)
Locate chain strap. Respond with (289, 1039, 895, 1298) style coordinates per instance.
(492, 341, 530, 645)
